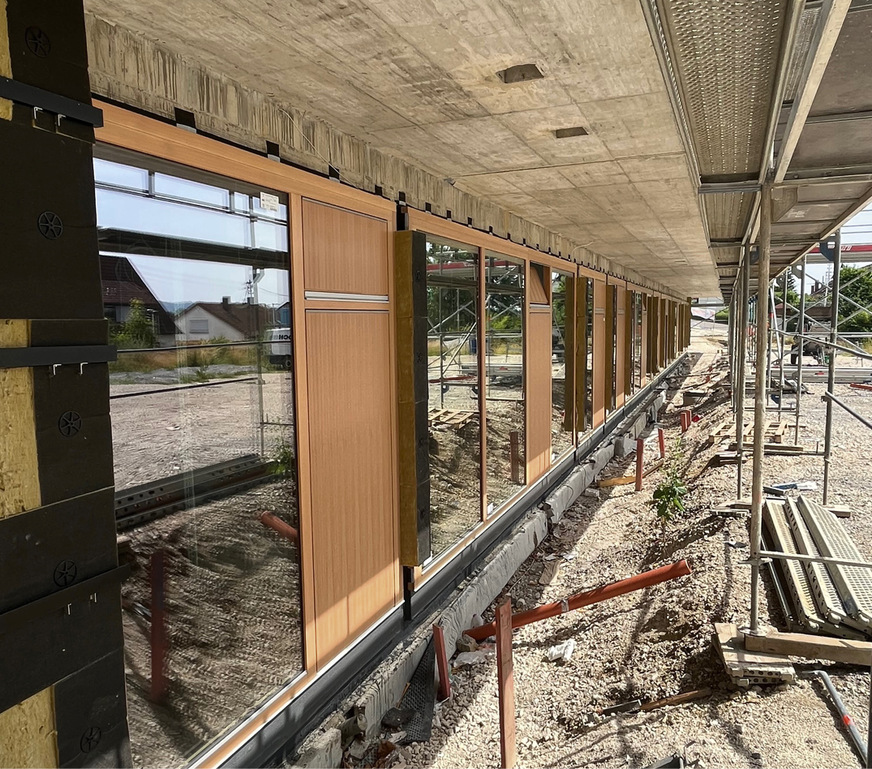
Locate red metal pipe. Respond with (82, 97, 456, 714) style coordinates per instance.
(634, 438, 645, 492)
(259, 512, 299, 545)
(433, 623, 451, 701)
(464, 560, 691, 642)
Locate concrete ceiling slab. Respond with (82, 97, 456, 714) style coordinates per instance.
(83, 0, 720, 296)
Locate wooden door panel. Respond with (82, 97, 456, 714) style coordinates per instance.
(526, 309, 552, 483)
(306, 310, 397, 664)
(302, 200, 389, 296)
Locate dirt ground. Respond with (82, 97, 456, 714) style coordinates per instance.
(406, 323, 872, 769)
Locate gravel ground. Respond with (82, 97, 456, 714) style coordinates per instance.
(403, 326, 872, 769)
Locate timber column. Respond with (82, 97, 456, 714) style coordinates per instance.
(0, 1, 130, 767)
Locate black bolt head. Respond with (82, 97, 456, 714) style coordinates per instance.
(80, 726, 101, 753)
(53, 560, 77, 587)
(58, 411, 82, 437)
(37, 211, 63, 240)
(24, 27, 51, 57)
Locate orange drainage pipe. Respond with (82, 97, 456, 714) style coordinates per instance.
(464, 560, 691, 642)
(259, 512, 299, 545)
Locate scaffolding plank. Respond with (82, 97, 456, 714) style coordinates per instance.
(797, 496, 872, 629)
(784, 498, 852, 627)
(763, 500, 825, 633)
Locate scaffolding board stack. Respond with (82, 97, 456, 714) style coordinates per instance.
(763, 495, 872, 641)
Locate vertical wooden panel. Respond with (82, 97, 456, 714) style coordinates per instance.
(526, 309, 552, 482)
(495, 598, 516, 769)
(615, 287, 626, 408)
(306, 311, 397, 664)
(563, 275, 576, 434)
(302, 200, 389, 295)
(592, 280, 606, 428)
(289, 195, 319, 673)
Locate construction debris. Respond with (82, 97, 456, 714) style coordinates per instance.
(744, 631, 872, 667)
(714, 623, 795, 687)
(545, 639, 575, 663)
(453, 649, 494, 668)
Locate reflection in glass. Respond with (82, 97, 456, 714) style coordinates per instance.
(633, 292, 643, 391)
(551, 271, 573, 458)
(97, 154, 303, 768)
(426, 236, 481, 558)
(608, 286, 617, 414)
(484, 252, 525, 513)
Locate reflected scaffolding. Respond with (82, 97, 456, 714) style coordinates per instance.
(551, 270, 574, 458)
(484, 252, 525, 514)
(425, 236, 481, 559)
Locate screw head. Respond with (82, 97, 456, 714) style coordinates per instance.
(53, 560, 77, 587)
(37, 211, 63, 240)
(58, 411, 82, 437)
(24, 27, 51, 57)
(80, 726, 101, 753)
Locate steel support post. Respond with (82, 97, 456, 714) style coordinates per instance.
(767, 282, 776, 407)
(750, 179, 773, 636)
(779, 272, 788, 418)
(728, 296, 736, 412)
(823, 229, 842, 504)
(795, 256, 807, 444)
(737, 251, 749, 497)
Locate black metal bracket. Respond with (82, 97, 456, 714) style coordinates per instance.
(0, 564, 130, 636)
(0, 75, 103, 127)
(0, 344, 116, 370)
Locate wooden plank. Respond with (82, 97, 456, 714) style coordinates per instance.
(744, 631, 872, 667)
(496, 598, 516, 769)
(302, 199, 389, 296)
(0, 689, 58, 768)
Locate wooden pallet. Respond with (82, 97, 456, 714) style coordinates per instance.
(708, 418, 788, 446)
(429, 408, 476, 428)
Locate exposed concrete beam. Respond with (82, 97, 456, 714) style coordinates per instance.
(805, 109, 872, 125)
(774, 0, 853, 183)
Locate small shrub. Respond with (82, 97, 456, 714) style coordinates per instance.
(651, 438, 687, 527)
(271, 440, 296, 480)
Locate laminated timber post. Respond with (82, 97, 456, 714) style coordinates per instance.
(736, 249, 750, 497)
(750, 178, 773, 636)
(0, 1, 131, 766)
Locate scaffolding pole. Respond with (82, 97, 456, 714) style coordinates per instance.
(823, 230, 843, 504)
(779, 271, 787, 418)
(729, 294, 736, 412)
(750, 179, 772, 636)
(737, 249, 749, 497)
(795, 256, 807, 445)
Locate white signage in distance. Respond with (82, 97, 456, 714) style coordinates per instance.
(260, 192, 280, 212)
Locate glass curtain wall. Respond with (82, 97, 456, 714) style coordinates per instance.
(608, 285, 618, 414)
(484, 252, 525, 513)
(551, 270, 574, 457)
(95, 150, 303, 768)
(633, 293, 644, 390)
(425, 236, 481, 558)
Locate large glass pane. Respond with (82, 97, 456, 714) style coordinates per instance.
(97, 155, 302, 768)
(426, 236, 481, 559)
(484, 252, 525, 514)
(634, 293, 644, 390)
(551, 270, 573, 458)
(608, 285, 617, 414)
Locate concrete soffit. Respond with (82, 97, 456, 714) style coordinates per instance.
(83, 13, 691, 301)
